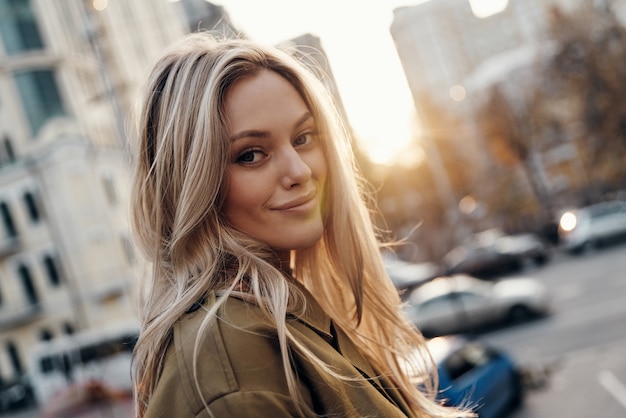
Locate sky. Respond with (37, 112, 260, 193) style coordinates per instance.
(217, 0, 508, 165)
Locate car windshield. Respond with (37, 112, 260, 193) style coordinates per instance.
(412, 276, 492, 304)
(443, 341, 494, 381)
(587, 202, 626, 219)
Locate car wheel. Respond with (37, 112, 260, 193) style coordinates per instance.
(533, 253, 548, 265)
(508, 258, 523, 272)
(569, 241, 590, 255)
(509, 369, 525, 409)
(419, 328, 435, 339)
(508, 305, 532, 323)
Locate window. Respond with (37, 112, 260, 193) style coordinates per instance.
(63, 322, 75, 335)
(419, 295, 452, 313)
(102, 175, 117, 205)
(121, 235, 135, 265)
(0, 201, 17, 237)
(6, 341, 24, 375)
(23, 190, 41, 222)
(3, 136, 15, 163)
(43, 254, 63, 286)
(14, 69, 66, 135)
(40, 329, 53, 341)
(17, 263, 38, 305)
(0, 135, 16, 166)
(0, 0, 44, 55)
(443, 342, 495, 381)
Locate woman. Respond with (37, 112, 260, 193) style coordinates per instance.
(130, 33, 473, 417)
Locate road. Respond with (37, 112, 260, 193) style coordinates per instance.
(483, 242, 626, 418)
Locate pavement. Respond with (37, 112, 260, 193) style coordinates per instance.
(1, 398, 133, 418)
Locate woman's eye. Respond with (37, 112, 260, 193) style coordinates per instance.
(235, 149, 265, 164)
(294, 132, 314, 147)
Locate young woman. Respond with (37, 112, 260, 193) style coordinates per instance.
(130, 33, 473, 417)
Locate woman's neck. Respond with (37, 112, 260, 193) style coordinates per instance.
(273, 250, 292, 275)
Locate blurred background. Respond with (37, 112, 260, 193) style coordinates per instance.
(0, 0, 625, 417)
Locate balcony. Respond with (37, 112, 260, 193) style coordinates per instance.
(0, 303, 42, 331)
(0, 235, 20, 259)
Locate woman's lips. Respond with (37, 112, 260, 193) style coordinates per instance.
(272, 192, 316, 211)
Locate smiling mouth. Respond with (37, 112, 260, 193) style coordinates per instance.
(272, 192, 316, 211)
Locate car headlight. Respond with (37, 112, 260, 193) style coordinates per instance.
(559, 211, 577, 232)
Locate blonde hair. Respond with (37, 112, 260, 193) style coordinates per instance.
(130, 32, 472, 417)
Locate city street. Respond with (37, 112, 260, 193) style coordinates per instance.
(483, 242, 626, 417)
(5, 242, 626, 418)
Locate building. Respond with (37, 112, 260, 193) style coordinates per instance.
(278, 33, 352, 134)
(179, 0, 242, 37)
(0, 0, 186, 394)
(390, 0, 625, 108)
(390, 0, 626, 226)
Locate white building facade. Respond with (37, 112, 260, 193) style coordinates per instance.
(0, 0, 186, 390)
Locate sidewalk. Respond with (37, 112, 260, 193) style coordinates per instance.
(2, 398, 134, 418)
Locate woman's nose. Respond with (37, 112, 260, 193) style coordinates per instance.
(280, 147, 312, 189)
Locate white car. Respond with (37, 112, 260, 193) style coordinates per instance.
(558, 200, 626, 254)
(384, 258, 439, 294)
(404, 275, 549, 337)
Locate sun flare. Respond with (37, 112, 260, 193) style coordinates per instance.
(468, 0, 509, 18)
(354, 111, 418, 166)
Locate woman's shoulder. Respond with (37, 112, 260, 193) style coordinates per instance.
(149, 293, 295, 416)
(178, 286, 330, 341)
(175, 292, 281, 365)
(181, 292, 275, 331)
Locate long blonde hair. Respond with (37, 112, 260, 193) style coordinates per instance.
(130, 33, 471, 417)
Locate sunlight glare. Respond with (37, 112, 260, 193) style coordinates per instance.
(218, 0, 423, 166)
(449, 85, 466, 102)
(468, 0, 509, 18)
(356, 109, 416, 166)
(92, 0, 108, 11)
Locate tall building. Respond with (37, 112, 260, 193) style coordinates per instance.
(390, 0, 626, 219)
(279, 34, 351, 132)
(390, 0, 622, 108)
(179, 0, 243, 37)
(392, 0, 534, 106)
(0, 0, 186, 391)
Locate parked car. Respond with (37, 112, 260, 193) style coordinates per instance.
(495, 232, 550, 265)
(558, 200, 626, 254)
(425, 335, 524, 418)
(384, 258, 439, 298)
(443, 229, 550, 278)
(404, 274, 550, 337)
(0, 376, 35, 413)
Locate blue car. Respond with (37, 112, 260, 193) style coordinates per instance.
(427, 336, 523, 418)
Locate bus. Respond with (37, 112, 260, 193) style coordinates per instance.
(27, 322, 139, 407)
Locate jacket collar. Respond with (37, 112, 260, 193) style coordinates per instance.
(287, 280, 380, 383)
(226, 279, 414, 417)
(287, 279, 333, 340)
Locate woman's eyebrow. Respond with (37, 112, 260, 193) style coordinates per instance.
(229, 112, 314, 143)
(229, 130, 267, 142)
(294, 112, 313, 129)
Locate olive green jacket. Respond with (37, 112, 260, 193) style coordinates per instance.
(145, 288, 415, 417)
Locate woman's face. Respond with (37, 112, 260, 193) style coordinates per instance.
(223, 69, 327, 257)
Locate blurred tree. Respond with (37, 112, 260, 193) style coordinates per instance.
(545, 3, 626, 196)
(476, 2, 626, 217)
(477, 82, 553, 222)
(369, 97, 477, 262)
(368, 152, 449, 262)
